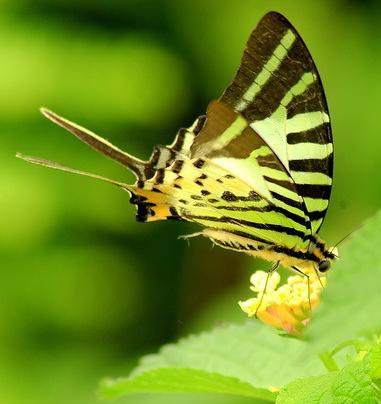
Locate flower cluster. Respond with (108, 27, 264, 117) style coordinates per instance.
(239, 269, 326, 335)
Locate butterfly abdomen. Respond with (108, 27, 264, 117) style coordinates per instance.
(202, 228, 334, 270)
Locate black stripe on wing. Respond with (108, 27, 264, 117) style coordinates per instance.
(287, 124, 330, 145)
(289, 155, 333, 174)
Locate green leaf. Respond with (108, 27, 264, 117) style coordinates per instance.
(368, 342, 381, 380)
(101, 321, 324, 399)
(305, 211, 381, 352)
(100, 368, 276, 401)
(276, 361, 378, 404)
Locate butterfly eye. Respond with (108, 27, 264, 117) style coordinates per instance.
(318, 260, 330, 273)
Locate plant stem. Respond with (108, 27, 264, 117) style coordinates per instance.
(319, 351, 340, 372)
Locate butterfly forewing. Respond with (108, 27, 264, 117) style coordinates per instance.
(218, 12, 333, 234)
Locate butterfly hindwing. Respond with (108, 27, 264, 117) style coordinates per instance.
(140, 154, 310, 250)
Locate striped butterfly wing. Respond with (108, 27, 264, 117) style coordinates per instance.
(217, 11, 333, 235)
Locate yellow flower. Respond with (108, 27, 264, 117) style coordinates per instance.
(239, 269, 326, 335)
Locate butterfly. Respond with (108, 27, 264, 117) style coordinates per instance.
(17, 12, 337, 275)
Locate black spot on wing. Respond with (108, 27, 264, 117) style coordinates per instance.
(172, 160, 184, 174)
(221, 190, 261, 202)
(221, 191, 238, 202)
(155, 168, 165, 184)
(193, 158, 206, 168)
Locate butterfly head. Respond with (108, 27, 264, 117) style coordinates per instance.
(316, 246, 338, 273)
(317, 259, 330, 273)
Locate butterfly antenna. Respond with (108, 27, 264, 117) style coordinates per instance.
(329, 223, 364, 255)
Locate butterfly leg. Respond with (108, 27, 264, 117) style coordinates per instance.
(178, 232, 204, 246)
(313, 264, 324, 288)
(178, 232, 204, 240)
(291, 266, 311, 310)
(255, 261, 280, 317)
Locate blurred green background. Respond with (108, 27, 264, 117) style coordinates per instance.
(1, 0, 380, 403)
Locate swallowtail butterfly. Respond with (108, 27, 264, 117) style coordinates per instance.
(18, 12, 337, 274)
